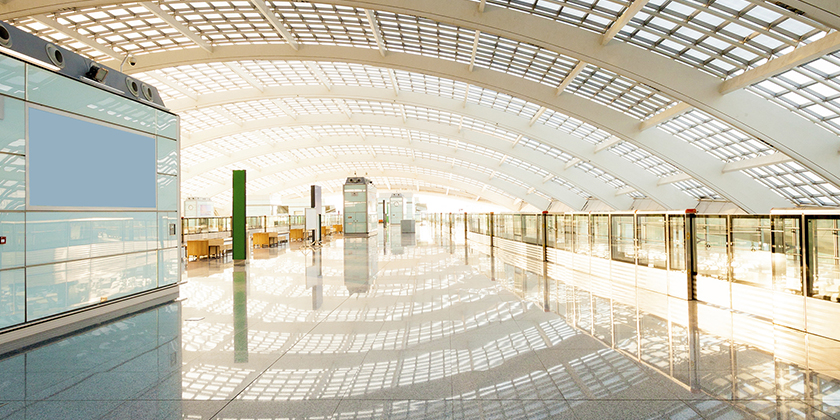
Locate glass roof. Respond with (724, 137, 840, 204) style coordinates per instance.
(4, 0, 840, 209)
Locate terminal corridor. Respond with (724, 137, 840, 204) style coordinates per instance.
(1, 225, 838, 419)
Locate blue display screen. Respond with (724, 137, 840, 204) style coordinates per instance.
(28, 107, 157, 208)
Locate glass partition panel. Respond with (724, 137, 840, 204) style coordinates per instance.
(696, 216, 728, 281)
(560, 215, 574, 252)
(638, 215, 667, 269)
(513, 214, 523, 242)
(592, 215, 610, 259)
(546, 215, 556, 248)
(808, 218, 840, 301)
(611, 215, 635, 264)
(574, 215, 590, 255)
(772, 216, 802, 295)
(523, 214, 540, 245)
(731, 217, 772, 288)
(669, 216, 686, 271)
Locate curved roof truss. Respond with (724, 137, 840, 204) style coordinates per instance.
(3, 0, 839, 211)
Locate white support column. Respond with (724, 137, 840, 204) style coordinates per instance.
(639, 101, 692, 131)
(248, 0, 299, 50)
(602, 0, 650, 45)
(363, 9, 387, 57)
(556, 61, 586, 96)
(141, 2, 213, 52)
(31, 15, 123, 60)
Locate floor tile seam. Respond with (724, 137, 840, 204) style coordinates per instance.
(217, 290, 359, 411)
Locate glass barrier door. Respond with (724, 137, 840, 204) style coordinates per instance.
(771, 215, 804, 295)
(807, 217, 840, 301)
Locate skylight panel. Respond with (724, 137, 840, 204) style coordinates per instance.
(657, 109, 773, 161)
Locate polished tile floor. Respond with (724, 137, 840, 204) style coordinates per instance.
(1, 225, 838, 419)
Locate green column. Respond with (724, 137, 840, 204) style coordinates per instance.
(232, 170, 246, 261)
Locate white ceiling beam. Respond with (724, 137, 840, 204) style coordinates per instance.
(144, 72, 198, 100)
(720, 30, 840, 95)
(542, 174, 554, 183)
(615, 186, 636, 196)
(270, 99, 298, 120)
(141, 2, 212, 53)
(354, 125, 366, 140)
(602, 0, 650, 45)
(498, 155, 508, 166)
(248, 0, 299, 50)
(304, 62, 332, 90)
(224, 62, 264, 92)
(478, 0, 486, 12)
(388, 68, 399, 96)
(213, 107, 244, 127)
(657, 173, 693, 186)
(302, 126, 321, 141)
(594, 136, 622, 154)
(529, 106, 547, 126)
(511, 134, 523, 148)
(556, 61, 586, 96)
(564, 157, 581, 170)
(638, 101, 692, 131)
(721, 153, 794, 173)
(469, 30, 480, 72)
(338, 100, 353, 119)
(363, 9, 387, 57)
(463, 84, 470, 107)
(400, 104, 407, 123)
(31, 15, 122, 60)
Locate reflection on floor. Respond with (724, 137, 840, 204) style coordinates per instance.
(0, 225, 838, 419)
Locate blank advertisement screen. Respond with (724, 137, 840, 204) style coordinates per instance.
(28, 107, 156, 208)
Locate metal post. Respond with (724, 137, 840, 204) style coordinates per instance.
(232, 170, 247, 262)
(685, 212, 697, 300)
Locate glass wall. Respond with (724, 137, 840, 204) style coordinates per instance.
(450, 211, 839, 303)
(611, 215, 635, 264)
(0, 54, 180, 330)
(730, 217, 772, 288)
(808, 218, 840, 301)
(638, 215, 666, 269)
(772, 216, 802, 294)
(695, 216, 728, 281)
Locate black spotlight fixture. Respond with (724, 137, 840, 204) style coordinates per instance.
(85, 64, 109, 83)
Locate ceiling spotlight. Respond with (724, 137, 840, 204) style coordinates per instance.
(85, 65, 109, 83)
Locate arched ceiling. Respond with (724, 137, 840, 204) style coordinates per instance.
(4, 0, 840, 211)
